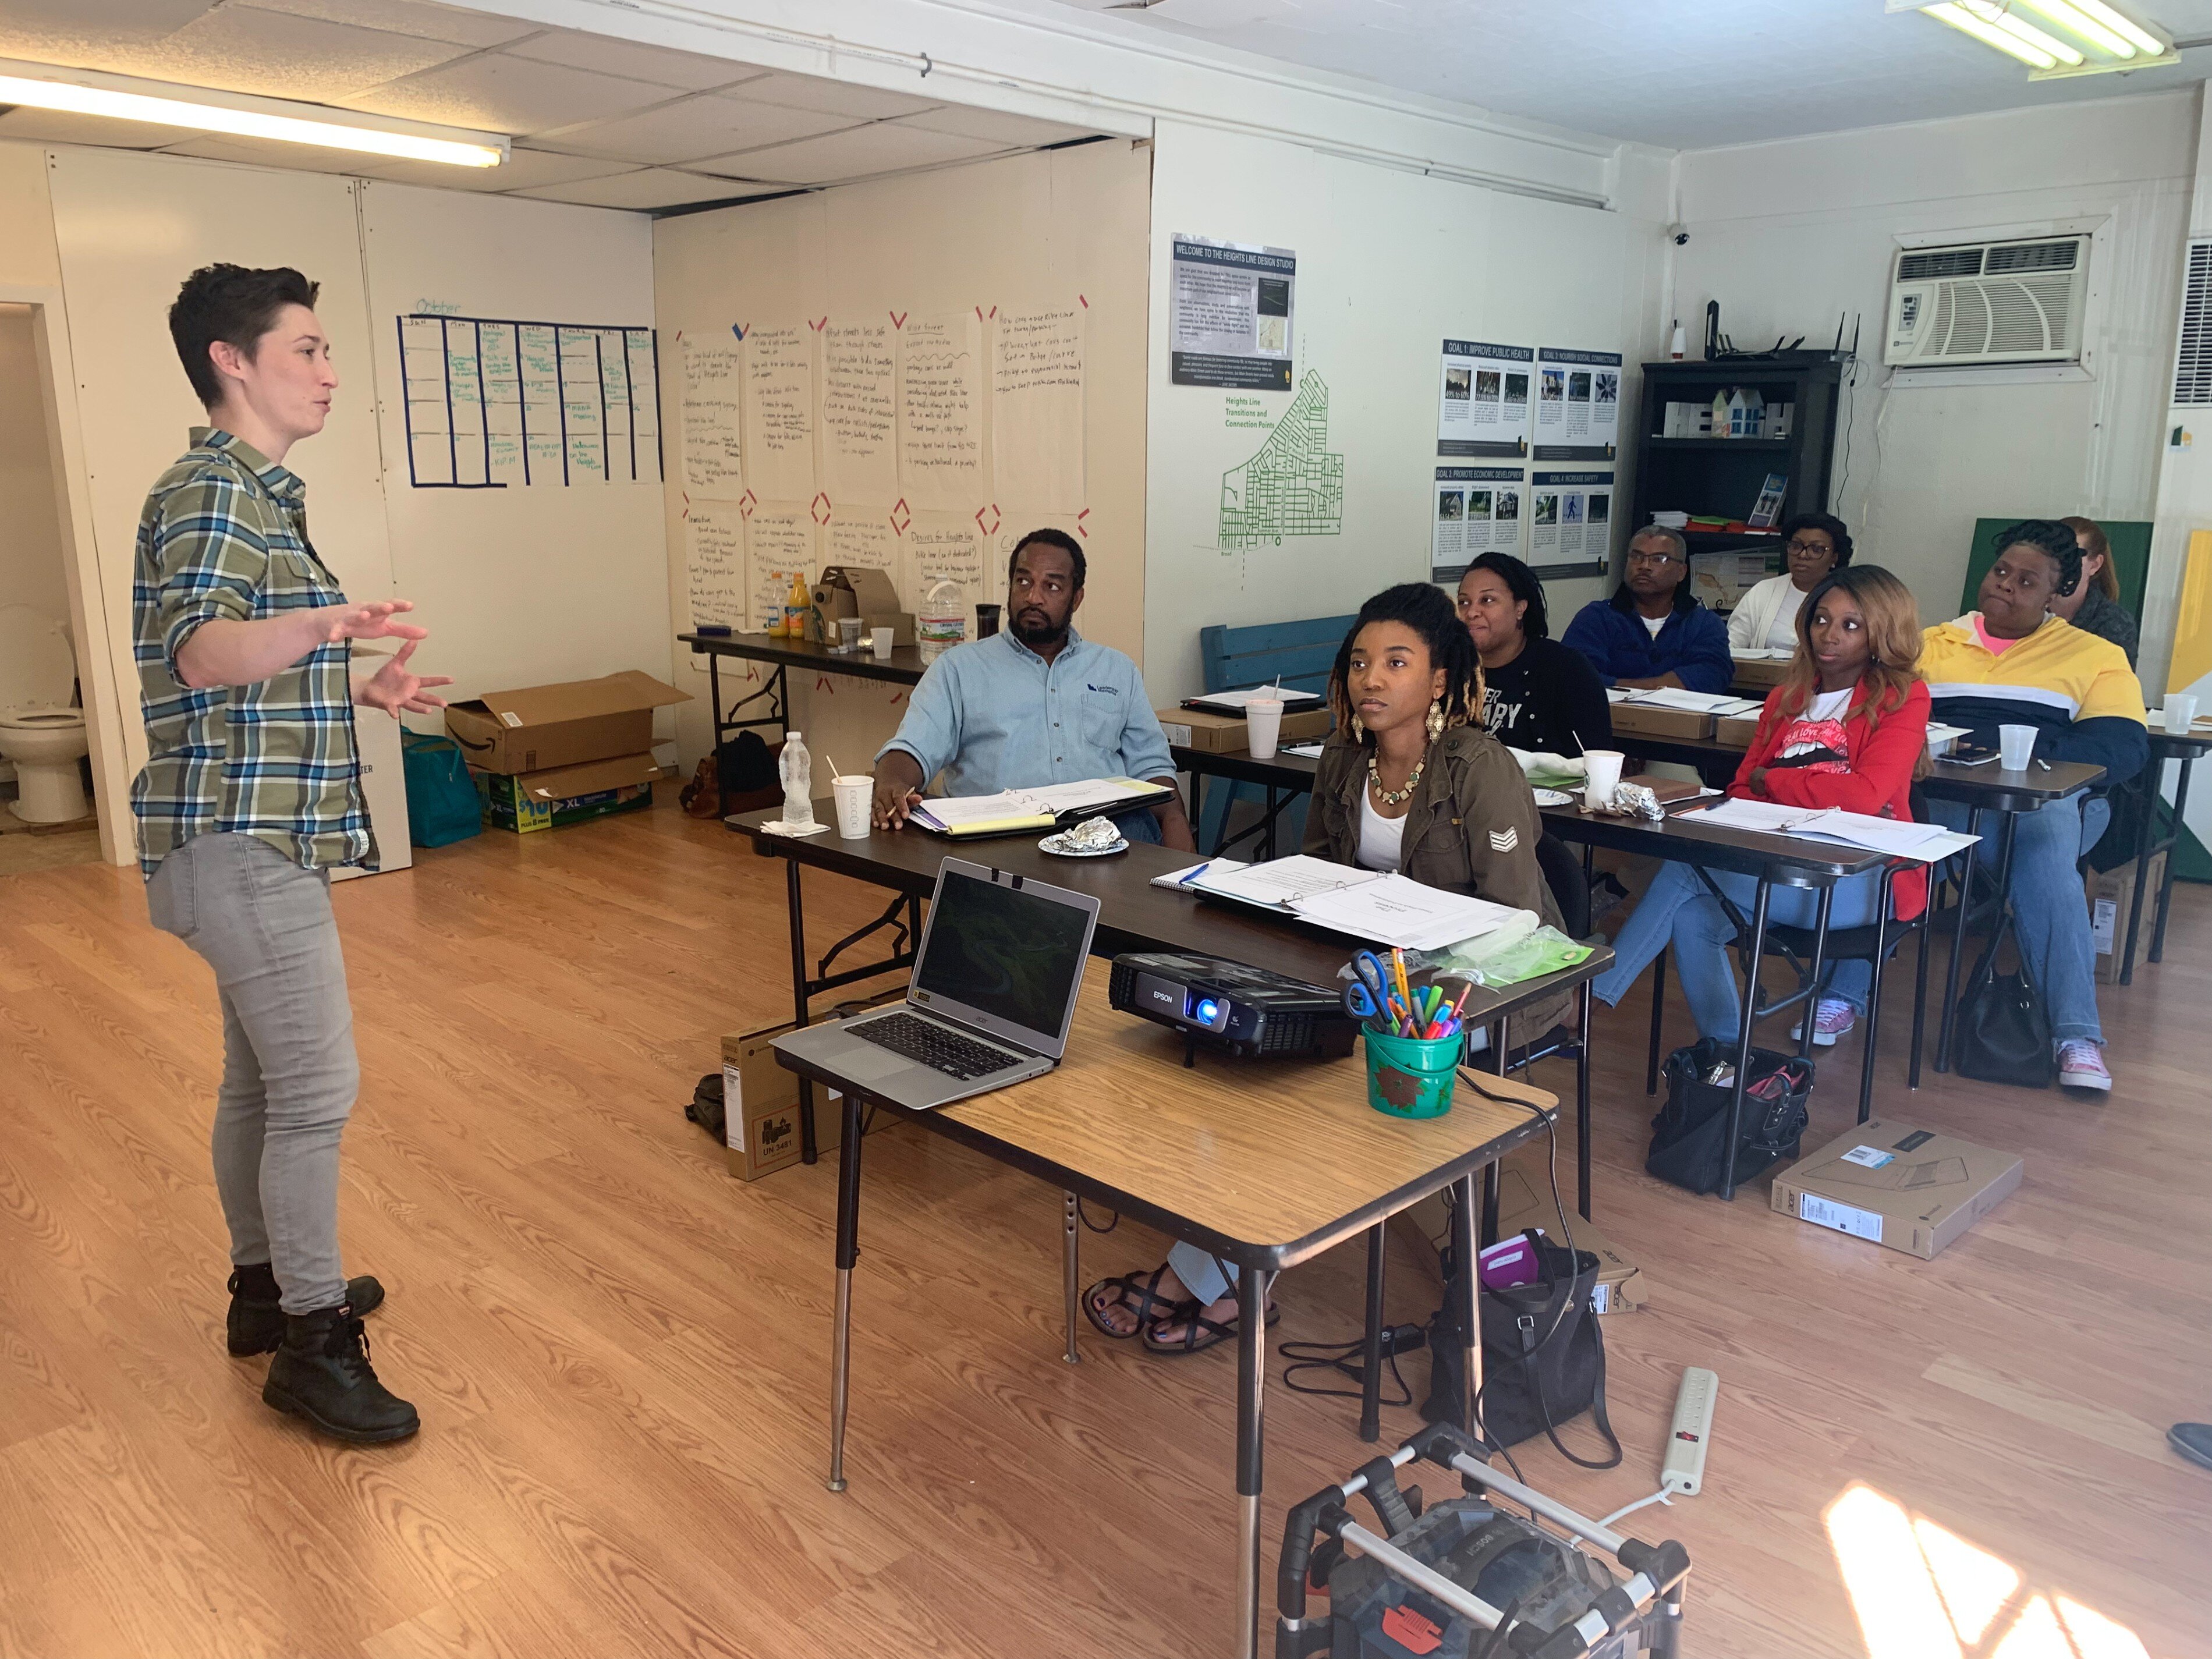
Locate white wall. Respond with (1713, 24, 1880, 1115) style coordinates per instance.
(0, 304, 73, 638)
(1671, 89, 2197, 662)
(1142, 119, 1670, 703)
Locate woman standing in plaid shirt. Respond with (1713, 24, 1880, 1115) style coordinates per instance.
(135, 265, 449, 1444)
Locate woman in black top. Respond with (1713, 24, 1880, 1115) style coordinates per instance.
(1455, 552, 1612, 757)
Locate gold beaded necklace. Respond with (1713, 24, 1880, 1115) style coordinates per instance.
(1367, 746, 1425, 807)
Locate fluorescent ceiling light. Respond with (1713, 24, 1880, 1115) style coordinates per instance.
(1924, 2, 2061, 65)
(0, 58, 506, 168)
(2011, 0, 2134, 56)
(2066, 0, 2168, 52)
(1959, 0, 2086, 62)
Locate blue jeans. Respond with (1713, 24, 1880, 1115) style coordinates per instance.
(1112, 805, 1164, 844)
(1168, 1240, 1236, 1303)
(1593, 862, 1887, 1041)
(1928, 794, 2109, 1046)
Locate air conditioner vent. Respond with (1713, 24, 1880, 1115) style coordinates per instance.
(1898, 247, 1984, 281)
(2173, 240, 2212, 405)
(1984, 239, 2080, 275)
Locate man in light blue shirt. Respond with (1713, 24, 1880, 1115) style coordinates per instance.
(871, 529, 1195, 849)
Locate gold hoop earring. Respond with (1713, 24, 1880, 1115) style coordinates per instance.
(1426, 699, 1445, 742)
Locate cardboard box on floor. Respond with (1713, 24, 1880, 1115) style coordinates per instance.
(1389, 1161, 1645, 1314)
(1157, 706, 1333, 754)
(1770, 1120, 2022, 1261)
(2088, 851, 2164, 985)
(476, 756, 661, 834)
(721, 1000, 900, 1180)
(446, 670, 689, 775)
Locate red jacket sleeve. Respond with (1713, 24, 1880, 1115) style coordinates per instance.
(1761, 682, 1929, 813)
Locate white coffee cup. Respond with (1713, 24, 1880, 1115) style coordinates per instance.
(1246, 696, 1284, 760)
(832, 774, 872, 838)
(1998, 723, 2037, 771)
(870, 626, 894, 660)
(2165, 693, 2199, 735)
(1583, 749, 1625, 810)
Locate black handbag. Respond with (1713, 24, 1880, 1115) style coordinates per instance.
(1422, 1234, 1621, 1468)
(1645, 1037, 1812, 1195)
(1955, 913, 2054, 1088)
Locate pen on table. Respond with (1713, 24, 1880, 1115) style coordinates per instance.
(1176, 860, 1213, 885)
(2034, 757, 2053, 771)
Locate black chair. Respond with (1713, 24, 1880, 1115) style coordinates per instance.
(1641, 862, 1933, 1125)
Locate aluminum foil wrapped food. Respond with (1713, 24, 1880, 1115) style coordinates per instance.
(1612, 782, 1665, 821)
(1040, 814, 1128, 855)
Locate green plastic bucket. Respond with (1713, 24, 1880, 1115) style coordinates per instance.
(1363, 1026, 1462, 1119)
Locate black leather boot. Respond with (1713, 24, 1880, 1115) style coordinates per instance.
(262, 1303, 419, 1444)
(226, 1266, 386, 1357)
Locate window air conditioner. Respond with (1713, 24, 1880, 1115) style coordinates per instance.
(1883, 235, 2090, 368)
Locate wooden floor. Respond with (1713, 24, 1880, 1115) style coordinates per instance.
(0, 797, 2205, 1658)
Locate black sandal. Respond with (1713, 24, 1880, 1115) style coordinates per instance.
(1141, 1299, 1281, 1357)
(1083, 1267, 1194, 1341)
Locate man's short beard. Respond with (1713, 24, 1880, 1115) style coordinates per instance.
(1012, 614, 1068, 649)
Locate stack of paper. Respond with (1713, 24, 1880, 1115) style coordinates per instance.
(1608, 687, 1764, 717)
(1190, 855, 1531, 949)
(1688, 799, 1979, 862)
(908, 777, 1167, 836)
(1183, 685, 1323, 715)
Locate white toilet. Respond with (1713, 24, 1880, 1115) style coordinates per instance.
(0, 604, 90, 824)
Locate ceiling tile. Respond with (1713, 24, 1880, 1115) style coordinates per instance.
(529, 90, 857, 165)
(349, 144, 637, 191)
(0, 105, 194, 149)
(701, 121, 1008, 185)
(0, 0, 215, 60)
(738, 70, 941, 120)
(349, 50, 674, 133)
(235, 0, 539, 48)
(509, 167, 764, 210)
(896, 106, 1096, 147)
(90, 6, 479, 102)
(501, 28, 767, 91)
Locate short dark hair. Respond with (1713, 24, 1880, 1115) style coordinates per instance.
(1993, 517, 2083, 597)
(1327, 582, 1484, 738)
(1008, 526, 1085, 590)
(168, 264, 321, 408)
(1777, 511, 1854, 568)
(1463, 551, 1550, 640)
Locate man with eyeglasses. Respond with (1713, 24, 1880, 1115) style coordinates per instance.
(1561, 524, 1734, 694)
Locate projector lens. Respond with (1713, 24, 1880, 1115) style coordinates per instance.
(1194, 997, 1220, 1025)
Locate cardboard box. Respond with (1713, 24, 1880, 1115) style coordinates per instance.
(476, 757, 659, 834)
(2088, 850, 2165, 984)
(1609, 700, 1715, 740)
(1770, 1120, 2022, 1261)
(721, 1017, 902, 1181)
(1390, 1161, 1644, 1315)
(1731, 655, 1792, 691)
(1713, 712, 1762, 748)
(447, 671, 689, 775)
(1158, 705, 1333, 754)
(815, 565, 914, 646)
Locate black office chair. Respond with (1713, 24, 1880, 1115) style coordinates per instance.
(1641, 861, 1933, 1125)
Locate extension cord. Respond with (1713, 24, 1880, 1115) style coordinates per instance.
(1660, 1366, 1719, 1497)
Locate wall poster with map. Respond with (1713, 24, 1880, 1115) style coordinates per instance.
(1218, 370, 1343, 550)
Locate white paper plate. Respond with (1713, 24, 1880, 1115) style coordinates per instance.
(1532, 788, 1575, 807)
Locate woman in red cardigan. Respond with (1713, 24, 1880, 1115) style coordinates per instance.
(1591, 565, 1930, 1046)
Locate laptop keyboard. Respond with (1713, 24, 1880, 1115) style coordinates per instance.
(855, 1011, 1020, 1080)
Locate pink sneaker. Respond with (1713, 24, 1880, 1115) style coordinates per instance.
(1792, 998, 1858, 1047)
(2056, 1040, 2112, 1093)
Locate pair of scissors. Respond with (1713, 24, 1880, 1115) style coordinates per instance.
(1345, 951, 1393, 1022)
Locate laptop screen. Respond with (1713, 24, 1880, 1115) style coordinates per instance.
(914, 866, 1093, 1048)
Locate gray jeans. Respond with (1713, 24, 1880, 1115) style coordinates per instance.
(146, 833, 358, 1313)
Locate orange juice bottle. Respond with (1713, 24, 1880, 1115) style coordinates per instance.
(785, 571, 812, 640)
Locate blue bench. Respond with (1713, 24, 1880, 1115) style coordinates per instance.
(1189, 615, 1350, 852)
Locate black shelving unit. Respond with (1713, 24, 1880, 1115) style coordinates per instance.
(1629, 352, 1847, 578)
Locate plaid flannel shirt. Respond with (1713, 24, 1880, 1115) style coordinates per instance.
(130, 428, 374, 876)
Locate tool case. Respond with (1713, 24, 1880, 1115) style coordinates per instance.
(1277, 1423, 1690, 1659)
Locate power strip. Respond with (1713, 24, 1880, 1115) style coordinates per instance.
(1660, 1366, 1718, 1497)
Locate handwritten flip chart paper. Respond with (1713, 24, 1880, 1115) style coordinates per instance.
(687, 502, 746, 639)
(822, 321, 898, 502)
(901, 513, 994, 618)
(827, 512, 898, 579)
(992, 308, 1085, 511)
(743, 324, 817, 501)
(398, 312, 658, 487)
(744, 502, 817, 637)
(898, 312, 984, 508)
(681, 337, 743, 492)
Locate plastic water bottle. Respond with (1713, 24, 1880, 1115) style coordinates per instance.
(778, 730, 816, 829)
(917, 575, 967, 663)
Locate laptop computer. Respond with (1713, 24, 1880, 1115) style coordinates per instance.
(772, 856, 1102, 1112)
